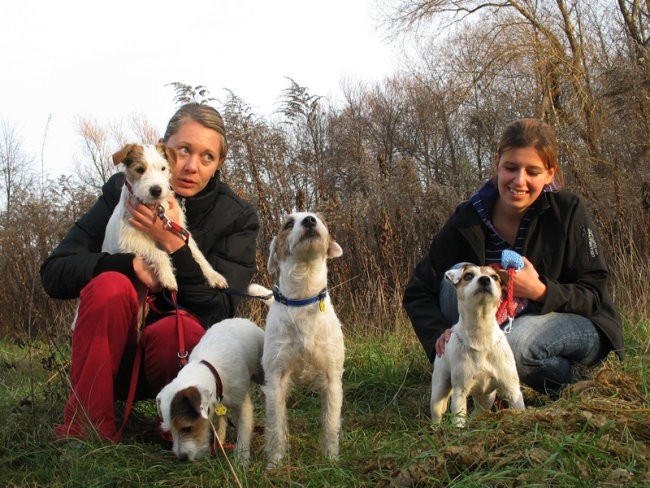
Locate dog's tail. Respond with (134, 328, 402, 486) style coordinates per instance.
(247, 283, 274, 307)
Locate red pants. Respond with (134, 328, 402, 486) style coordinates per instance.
(55, 272, 205, 442)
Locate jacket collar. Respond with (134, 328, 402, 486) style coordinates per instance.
(175, 171, 222, 228)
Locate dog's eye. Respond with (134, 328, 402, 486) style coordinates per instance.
(180, 426, 192, 434)
(283, 219, 295, 230)
(463, 272, 474, 281)
(135, 166, 145, 175)
(491, 274, 500, 282)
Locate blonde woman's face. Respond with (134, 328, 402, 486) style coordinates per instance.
(167, 120, 225, 198)
(495, 146, 556, 214)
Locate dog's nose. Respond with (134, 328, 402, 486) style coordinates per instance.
(302, 215, 317, 228)
(150, 185, 162, 198)
(478, 275, 491, 287)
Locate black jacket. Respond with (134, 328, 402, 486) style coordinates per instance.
(40, 172, 259, 327)
(403, 189, 624, 362)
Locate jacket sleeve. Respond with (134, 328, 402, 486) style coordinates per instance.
(40, 174, 129, 299)
(171, 203, 260, 327)
(532, 197, 613, 317)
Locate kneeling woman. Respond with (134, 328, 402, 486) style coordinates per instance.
(403, 118, 624, 398)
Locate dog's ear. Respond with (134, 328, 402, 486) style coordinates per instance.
(155, 394, 163, 418)
(327, 238, 343, 259)
(157, 142, 177, 165)
(267, 237, 279, 277)
(197, 385, 212, 420)
(445, 267, 464, 285)
(112, 144, 138, 166)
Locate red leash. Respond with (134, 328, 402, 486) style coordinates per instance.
(170, 290, 188, 367)
(115, 288, 191, 441)
(496, 267, 517, 332)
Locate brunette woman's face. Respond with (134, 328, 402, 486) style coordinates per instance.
(167, 120, 225, 198)
(495, 146, 556, 214)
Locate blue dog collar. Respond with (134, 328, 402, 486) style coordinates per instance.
(272, 285, 327, 310)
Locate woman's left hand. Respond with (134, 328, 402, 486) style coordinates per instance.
(126, 195, 186, 253)
(510, 256, 547, 302)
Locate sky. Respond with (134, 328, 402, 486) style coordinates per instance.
(1, 0, 400, 178)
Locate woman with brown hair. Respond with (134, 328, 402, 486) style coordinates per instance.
(404, 118, 624, 398)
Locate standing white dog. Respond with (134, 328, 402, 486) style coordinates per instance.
(104, 143, 227, 291)
(156, 318, 265, 462)
(251, 212, 345, 469)
(430, 264, 525, 427)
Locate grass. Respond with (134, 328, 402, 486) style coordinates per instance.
(1, 319, 649, 487)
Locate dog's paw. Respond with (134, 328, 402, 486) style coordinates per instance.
(205, 270, 228, 289)
(158, 271, 178, 291)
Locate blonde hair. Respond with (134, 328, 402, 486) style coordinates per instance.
(163, 103, 228, 162)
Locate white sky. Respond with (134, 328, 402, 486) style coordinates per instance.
(1, 0, 400, 178)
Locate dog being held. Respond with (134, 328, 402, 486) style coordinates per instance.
(430, 264, 525, 427)
(156, 317, 265, 462)
(104, 143, 228, 292)
(248, 212, 345, 468)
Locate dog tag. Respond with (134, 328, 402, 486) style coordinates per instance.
(215, 404, 227, 416)
(319, 300, 325, 312)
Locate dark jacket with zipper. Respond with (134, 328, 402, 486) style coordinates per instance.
(40, 171, 259, 328)
(403, 189, 624, 363)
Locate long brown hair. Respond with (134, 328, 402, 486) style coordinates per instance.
(495, 118, 564, 187)
(162, 103, 228, 162)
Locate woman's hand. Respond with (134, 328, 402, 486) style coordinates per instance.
(132, 256, 162, 292)
(509, 256, 547, 302)
(435, 328, 453, 357)
(126, 195, 186, 253)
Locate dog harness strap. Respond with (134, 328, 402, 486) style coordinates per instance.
(272, 285, 327, 310)
(200, 359, 224, 401)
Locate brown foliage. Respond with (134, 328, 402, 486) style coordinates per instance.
(4, 1, 650, 337)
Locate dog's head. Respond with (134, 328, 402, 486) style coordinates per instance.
(267, 212, 343, 277)
(156, 381, 212, 462)
(112, 142, 177, 205)
(445, 264, 503, 310)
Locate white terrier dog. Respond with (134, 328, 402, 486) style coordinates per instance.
(156, 318, 265, 462)
(104, 143, 227, 291)
(430, 264, 525, 427)
(250, 212, 345, 469)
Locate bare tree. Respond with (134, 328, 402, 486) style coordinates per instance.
(73, 114, 159, 192)
(0, 119, 33, 213)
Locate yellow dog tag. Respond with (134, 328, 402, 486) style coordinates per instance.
(319, 300, 326, 312)
(215, 404, 227, 416)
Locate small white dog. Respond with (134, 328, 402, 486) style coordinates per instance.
(430, 264, 525, 427)
(250, 212, 345, 468)
(104, 143, 228, 291)
(156, 317, 265, 462)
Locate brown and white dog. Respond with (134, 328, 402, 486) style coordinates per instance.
(104, 143, 228, 292)
(156, 318, 265, 462)
(249, 212, 345, 469)
(430, 264, 525, 427)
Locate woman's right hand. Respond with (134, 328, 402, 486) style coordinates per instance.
(132, 256, 162, 292)
(435, 328, 453, 357)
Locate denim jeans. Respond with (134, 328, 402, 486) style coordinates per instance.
(439, 264, 605, 397)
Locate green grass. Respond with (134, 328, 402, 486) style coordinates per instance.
(1, 319, 649, 487)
